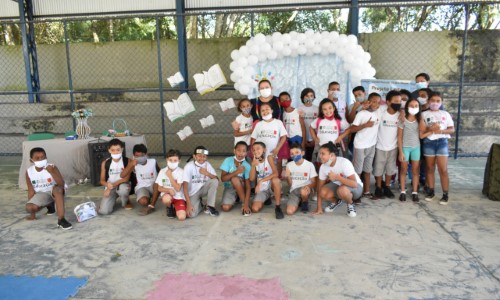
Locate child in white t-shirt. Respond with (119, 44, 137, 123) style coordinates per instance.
(298, 88, 318, 161)
(120, 144, 160, 214)
(314, 142, 363, 218)
(25, 147, 72, 230)
(155, 149, 186, 220)
(280, 92, 306, 148)
(419, 92, 454, 205)
(373, 91, 401, 199)
(249, 142, 284, 219)
(183, 146, 219, 217)
(285, 143, 317, 215)
(231, 98, 254, 146)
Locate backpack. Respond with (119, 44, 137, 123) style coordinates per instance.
(104, 157, 137, 195)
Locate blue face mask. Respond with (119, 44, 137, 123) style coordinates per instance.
(415, 82, 428, 89)
(292, 154, 302, 162)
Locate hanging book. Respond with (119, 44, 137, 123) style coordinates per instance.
(193, 64, 227, 95)
(177, 126, 194, 141)
(219, 98, 236, 112)
(167, 71, 185, 87)
(163, 93, 195, 122)
(200, 115, 216, 129)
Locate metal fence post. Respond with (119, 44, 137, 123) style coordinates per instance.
(17, 0, 34, 103)
(63, 21, 76, 130)
(349, 0, 359, 36)
(454, 4, 469, 159)
(25, 0, 40, 103)
(251, 12, 255, 37)
(156, 17, 167, 157)
(176, 0, 189, 93)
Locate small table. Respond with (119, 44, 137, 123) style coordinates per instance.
(18, 135, 146, 190)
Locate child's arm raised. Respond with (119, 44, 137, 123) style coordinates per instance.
(45, 165, 65, 188)
(249, 157, 259, 182)
(167, 168, 182, 192)
(120, 158, 137, 178)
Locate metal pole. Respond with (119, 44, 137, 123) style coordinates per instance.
(156, 17, 167, 157)
(349, 0, 359, 36)
(175, 0, 188, 93)
(25, 0, 40, 103)
(17, 0, 34, 103)
(454, 4, 469, 159)
(63, 21, 76, 131)
(251, 12, 255, 37)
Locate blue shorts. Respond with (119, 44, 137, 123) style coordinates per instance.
(288, 136, 303, 146)
(422, 138, 449, 157)
(402, 146, 421, 161)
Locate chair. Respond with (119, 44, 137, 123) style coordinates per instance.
(27, 132, 56, 141)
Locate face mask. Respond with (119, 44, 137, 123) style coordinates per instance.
(325, 157, 334, 166)
(167, 161, 179, 170)
(366, 107, 375, 112)
(417, 97, 427, 105)
(355, 96, 365, 102)
(241, 107, 251, 115)
(291, 154, 302, 163)
(304, 98, 314, 104)
(408, 107, 419, 115)
(259, 88, 272, 98)
(33, 159, 48, 168)
(281, 101, 291, 108)
(430, 103, 441, 111)
(135, 156, 147, 165)
(415, 82, 428, 89)
(262, 114, 272, 121)
(111, 153, 122, 160)
(195, 161, 206, 167)
(234, 156, 245, 163)
(332, 91, 342, 99)
(390, 103, 402, 111)
(401, 100, 407, 108)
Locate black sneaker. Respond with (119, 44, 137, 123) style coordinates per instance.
(325, 199, 342, 212)
(439, 194, 449, 205)
(57, 218, 72, 230)
(235, 195, 241, 203)
(374, 187, 384, 199)
(264, 198, 272, 206)
(412, 193, 419, 202)
(205, 206, 220, 217)
(423, 185, 430, 195)
(166, 206, 175, 219)
(275, 206, 284, 219)
(399, 193, 406, 202)
(384, 186, 395, 199)
(46, 202, 56, 215)
(425, 189, 435, 202)
(300, 201, 309, 213)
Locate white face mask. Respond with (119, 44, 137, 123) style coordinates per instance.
(408, 107, 419, 116)
(401, 100, 407, 108)
(332, 91, 342, 99)
(234, 156, 245, 163)
(417, 97, 428, 105)
(167, 161, 179, 170)
(33, 159, 48, 168)
(259, 88, 272, 98)
(262, 114, 272, 121)
(135, 156, 147, 165)
(111, 153, 122, 160)
(195, 161, 206, 168)
(355, 96, 364, 102)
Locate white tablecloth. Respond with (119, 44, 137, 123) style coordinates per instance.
(18, 135, 147, 190)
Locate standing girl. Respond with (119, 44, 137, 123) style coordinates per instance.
(419, 92, 454, 205)
(231, 98, 253, 146)
(398, 98, 422, 202)
(298, 88, 318, 161)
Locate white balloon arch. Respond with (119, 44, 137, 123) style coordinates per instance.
(229, 30, 376, 106)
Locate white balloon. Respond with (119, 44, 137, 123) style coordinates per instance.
(329, 31, 340, 41)
(247, 55, 258, 65)
(337, 47, 346, 57)
(289, 31, 298, 38)
(364, 52, 371, 62)
(281, 33, 291, 44)
(234, 67, 244, 77)
(345, 42, 357, 53)
(230, 50, 240, 61)
(265, 35, 273, 44)
(305, 39, 315, 49)
(273, 41, 284, 51)
(272, 32, 282, 42)
(238, 57, 248, 67)
(368, 67, 376, 77)
(313, 32, 322, 42)
(313, 47, 322, 54)
(254, 33, 266, 43)
(320, 48, 329, 56)
(321, 31, 330, 39)
(282, 47, 292, 56)
(338, 34, 348, 45)
(320, 38, 330, 48)
(351, 68, 362, 78)
(229, 61, 238, 71)
(344, 54, 355, 65)
(250, 44, 260, 55)
(234, 81, 240, 90)
(230, 73, 240, 82)
(289, 40, 300, 49)
(246, 39, 254, 48)
(267, 50, 278, 60)
(239, 85, 250, 95)
(347, 34, 358, 45)
(257, 52, 268, 62)
(297, 33, 307, 42)
(261, 43, 272, 53)
(306, 50, 314, 56)
(239, 45, 249, 56)
(298, 47, 307, 55)
(290, 49, 299, 57)
(305, 30, 314, 37)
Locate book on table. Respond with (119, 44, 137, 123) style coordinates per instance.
(193, 64, 227, 95)
(163, 93, 195, 122)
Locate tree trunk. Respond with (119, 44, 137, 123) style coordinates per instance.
(280, 11, 298, 33)
(187, 16, 198, 39)
(109, 20, 114, 42)
(414, 6, 434, 32)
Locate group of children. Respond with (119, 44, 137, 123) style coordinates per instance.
(25, 73, 454, 229)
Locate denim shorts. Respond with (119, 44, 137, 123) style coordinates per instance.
(422, 138, 449, 157)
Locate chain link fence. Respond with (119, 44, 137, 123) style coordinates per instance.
(0, 3, 499, 157)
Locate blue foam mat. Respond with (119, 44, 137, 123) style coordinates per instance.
(0, 275, 87, 300)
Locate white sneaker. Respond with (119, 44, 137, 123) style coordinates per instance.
(347, 204, 357, 217)
(325, 199, 342, 213)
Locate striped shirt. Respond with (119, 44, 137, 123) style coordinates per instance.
(398, 118, 420, 148)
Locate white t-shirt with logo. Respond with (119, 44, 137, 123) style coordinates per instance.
(27, 165, 55, 193)
(376, 110, 400, 151)
(310, 118, 341, 146)
(318, 157, 363, 187)
(134, 158, 158, 191)
(155, 166, 184, 199)
(255, 157, 273, 192)
(286, 160, 318, 192)
(234, 113, 253, 146)
(422, 110, 454, 140)
(251, 119, 287, 155)
(182, 161, 217, 196)
(107, 159, 125, 183)
(352, 110, 380, 149)
(298, 104, 318, 142)
(283, 108, 302, 138)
